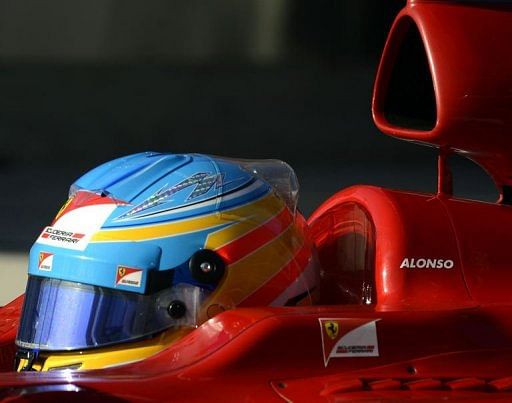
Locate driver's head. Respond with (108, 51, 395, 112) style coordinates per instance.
(15, 152, 318, 371)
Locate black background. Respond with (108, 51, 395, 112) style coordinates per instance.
(0, 0, 496, 250)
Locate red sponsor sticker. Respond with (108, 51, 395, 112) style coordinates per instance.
(116, 266, 143, 288)
(319, 318, 380, 366)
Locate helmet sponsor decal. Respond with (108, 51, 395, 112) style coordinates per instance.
(39, 227, 85, 245)
(38, 252, 54, 272)
(400, 258, 454, 269)
(319, 318, 380, 367)
(36, 202, 117, 251)
(117, 172, 223, 220)
(116, 266, 143, 288)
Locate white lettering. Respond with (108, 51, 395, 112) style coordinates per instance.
(400, 258, 410, 269)
(400, 257, 454, 270)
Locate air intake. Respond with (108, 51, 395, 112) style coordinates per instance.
(381, 17, 436, 131)
(372, 0, 512, 196)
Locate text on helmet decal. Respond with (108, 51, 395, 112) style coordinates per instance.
(400, 258, 454, 269)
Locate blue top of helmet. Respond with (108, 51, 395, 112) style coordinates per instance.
(74, 152, 259, 224)
(28, 152, 272, 294)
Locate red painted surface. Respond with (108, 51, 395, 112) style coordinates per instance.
(3, 1, 512, 401)
(373, 0, 512, 191)
(4, 182, 512, 401)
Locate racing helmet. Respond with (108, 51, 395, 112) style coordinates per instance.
(15, 152, 318, 371)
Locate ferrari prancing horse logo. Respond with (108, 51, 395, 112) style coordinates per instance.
(118, 267, 126, 278)
(115, 265, 143, 288)
(324, 321, 339, 339)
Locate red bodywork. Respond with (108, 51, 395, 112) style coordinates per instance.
(3, 1, 512, 401)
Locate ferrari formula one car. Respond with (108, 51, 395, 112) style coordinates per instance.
(2, 1, 512, 401)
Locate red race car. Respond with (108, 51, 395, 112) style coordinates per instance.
(2, 1, 512, 401)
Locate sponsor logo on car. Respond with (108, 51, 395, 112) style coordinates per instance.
(319, 318, 380, 366)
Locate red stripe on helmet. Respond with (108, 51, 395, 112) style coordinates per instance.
(237, 242, 311, 307)
(53, 190, 127, 225)
(215, 207, 294, 265)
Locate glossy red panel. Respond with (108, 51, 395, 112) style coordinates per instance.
(373, 1, 512, 188)
(441, 197, 512, 304)
(309, 186, 473, 311)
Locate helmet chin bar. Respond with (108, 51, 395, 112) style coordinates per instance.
(16, 282, 211, 372)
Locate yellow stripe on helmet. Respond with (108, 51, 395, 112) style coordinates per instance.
(90, 191, 281, 243)
(205, 199, 285, 250)
(200, 221, 305, 315)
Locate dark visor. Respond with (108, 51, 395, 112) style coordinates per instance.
(16, 276, 207, 351)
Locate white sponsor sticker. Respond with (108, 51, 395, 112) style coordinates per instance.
(319, 318, 380, 366)
(36, 204, 116, 251)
